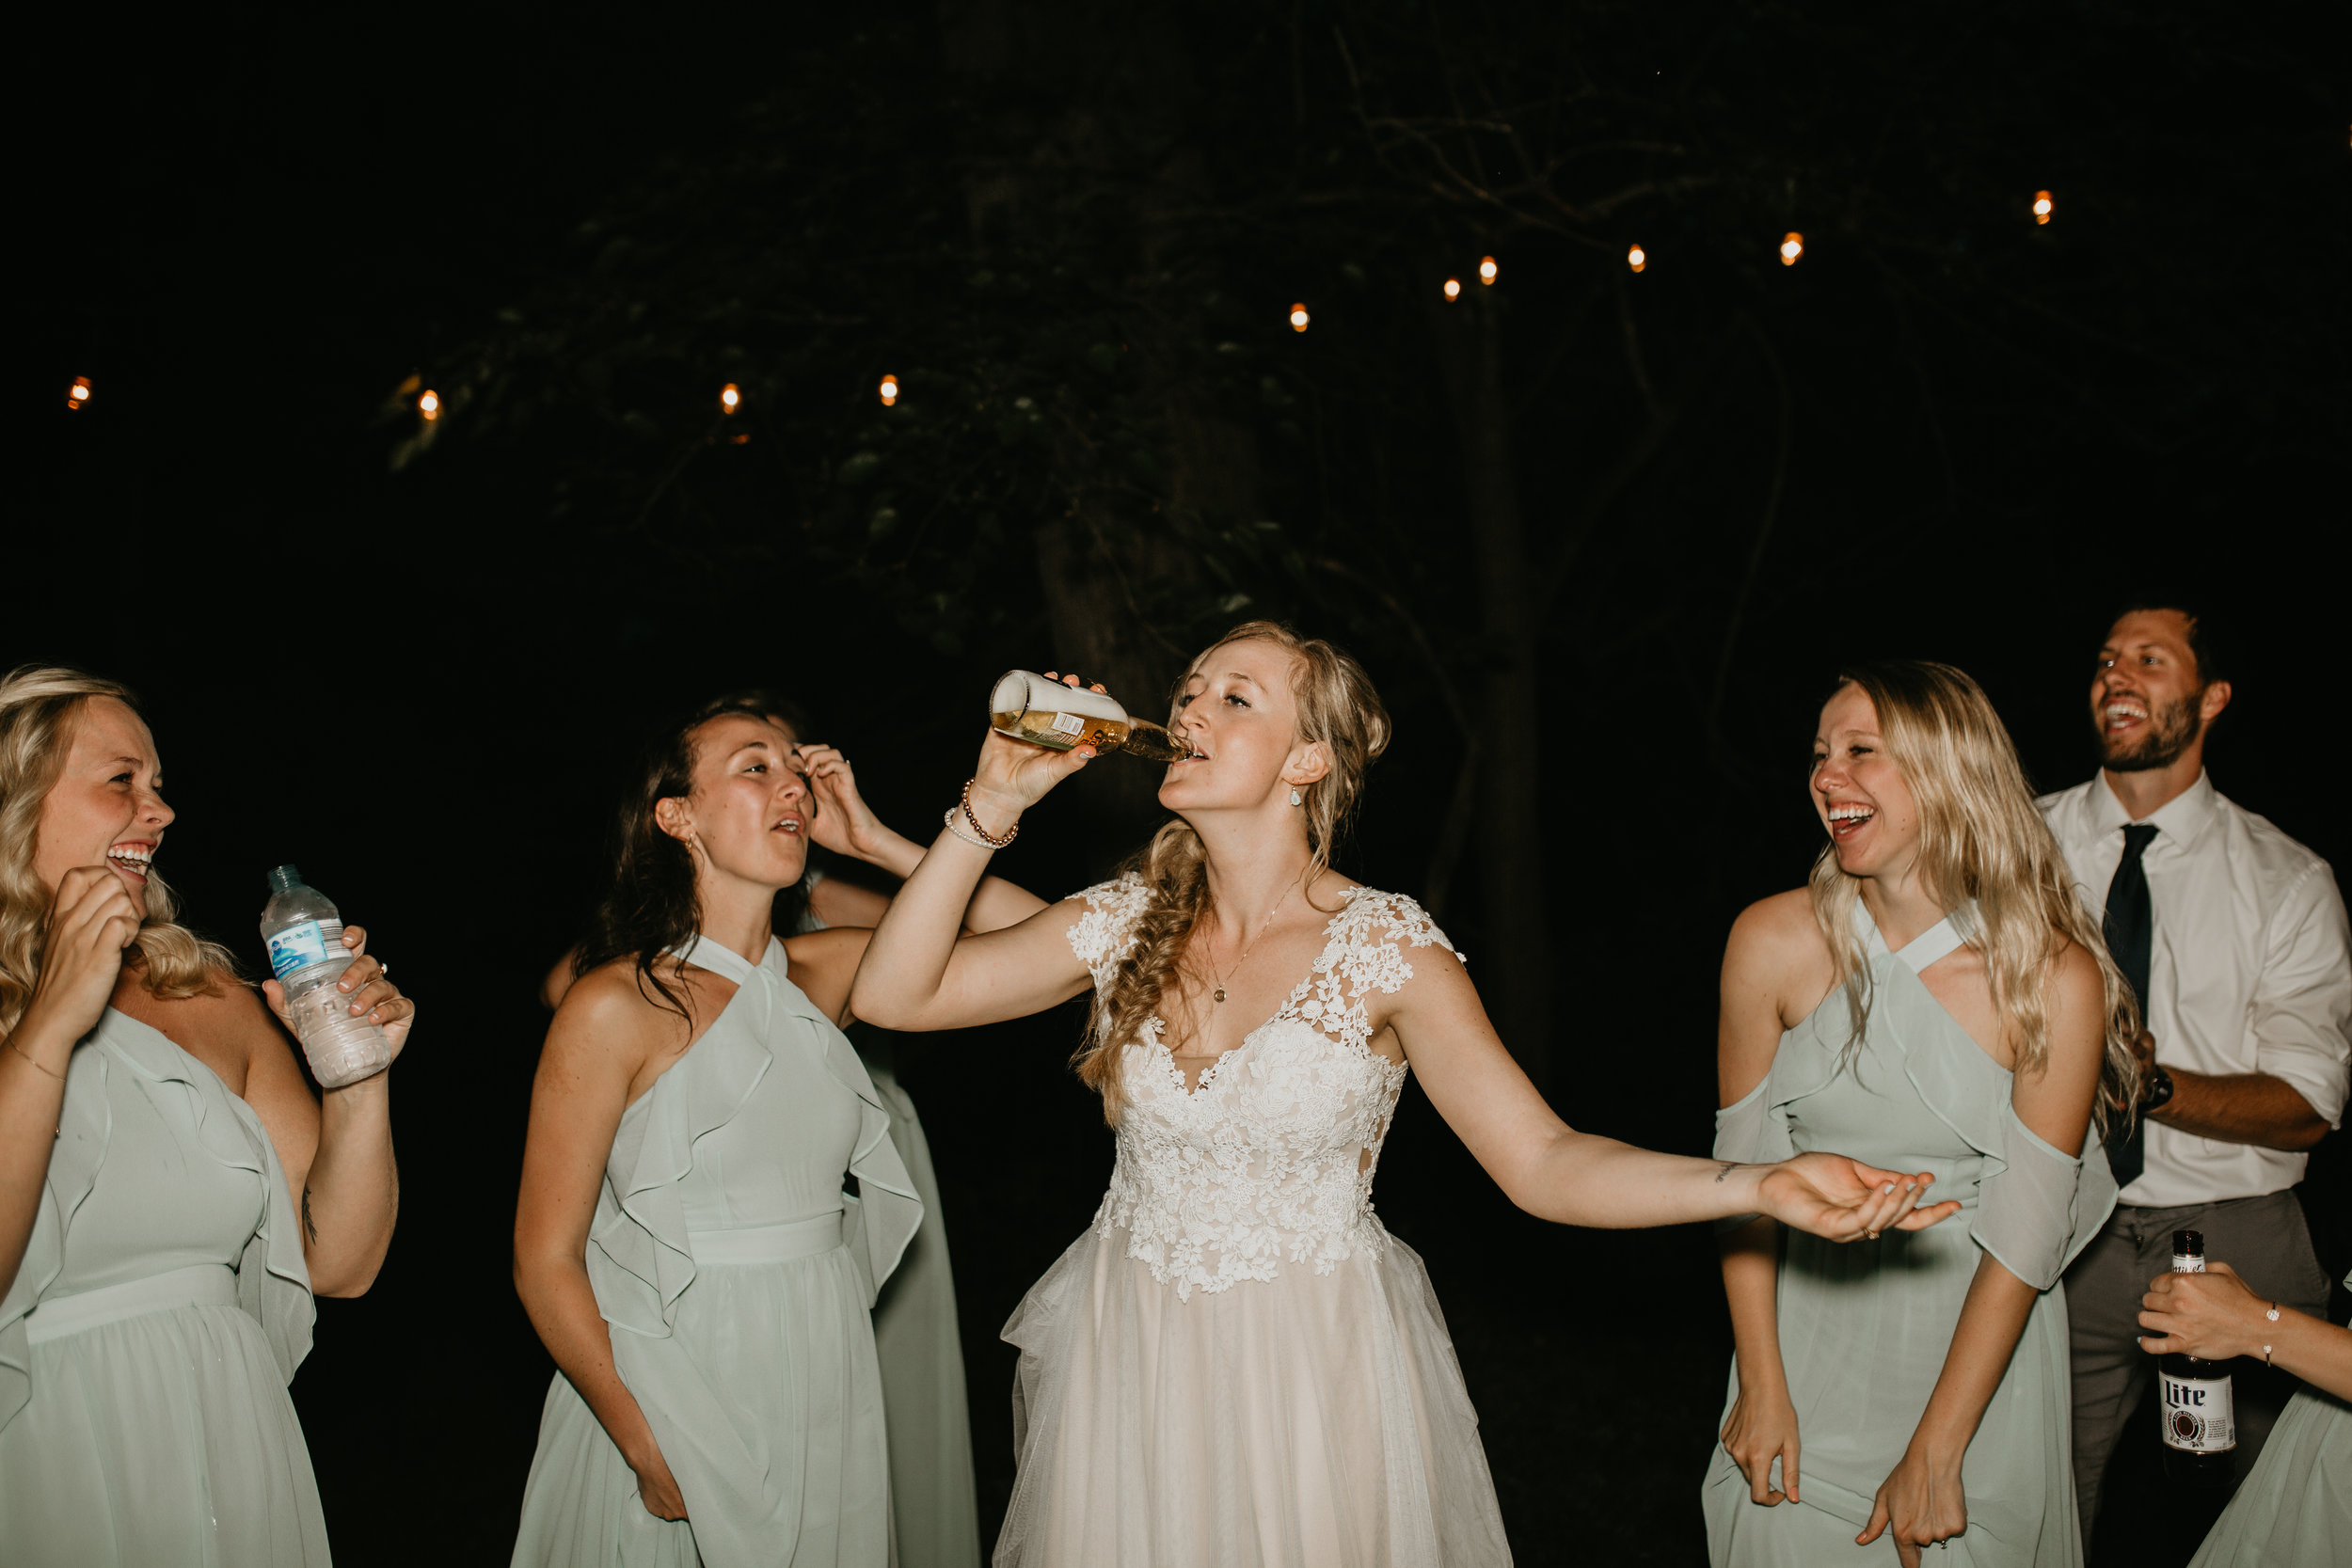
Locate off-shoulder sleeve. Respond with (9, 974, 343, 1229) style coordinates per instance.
(1973, 1109, 2118, 1291)
(1710, 1074, 1796, 1232)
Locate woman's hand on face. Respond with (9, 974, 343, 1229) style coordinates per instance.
(262, 925, 415, 1069)
(2137, 1261, 2266, 1363)
(17, 866, 144, 1046)
(794, 744, 888, 861)
(967, 673, 1103, 832)
(1721, 1382, 1803, 1506)
(1757, 1153, 1959, 1243)
(1859, 1446, 1967, 1565)
(628, 1437, 690, 1522)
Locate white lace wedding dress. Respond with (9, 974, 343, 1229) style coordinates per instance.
(993, 876, 1512, 1567)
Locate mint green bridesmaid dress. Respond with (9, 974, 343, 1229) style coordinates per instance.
(2185, 1268, 2352, 1568)
(1703, 905, 2118, 1566)
(0, 1007, 326, 1566)
(511, 936, 921, 1568)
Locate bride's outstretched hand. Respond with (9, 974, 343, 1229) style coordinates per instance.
(967, 673, 1103, 833)
(1756, 1152, 1960, 1243)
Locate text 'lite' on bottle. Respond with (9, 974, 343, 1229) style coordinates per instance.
(259, 865, 389, 1088)
(2158, 1228, 2236, 1485)
(988, 670, 1195, 762)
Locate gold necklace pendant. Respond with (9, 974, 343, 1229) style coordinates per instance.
(1213, 986, 1226, 1004)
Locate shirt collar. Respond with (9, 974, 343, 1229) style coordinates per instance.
(2093, 768, 2220, 853)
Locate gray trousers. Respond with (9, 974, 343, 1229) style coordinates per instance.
(2062, 1188, 2332, 1543)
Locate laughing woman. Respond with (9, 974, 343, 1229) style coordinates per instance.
(0, 667, 411, 1566)
(1707, 662, 2136, 1567)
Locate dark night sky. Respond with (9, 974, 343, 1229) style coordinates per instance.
(14, 4, 2350, 1563)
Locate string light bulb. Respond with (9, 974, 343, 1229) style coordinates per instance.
(1478, 255, 1498, 285)
(1779, 232, 1804, 266)
(66, 375, 92, 409)
(1288, 302, 1311, 332)
(720, 382, 741, 414)
(418, 389, 442, 420)
(1627, 244, 1647, 274)
(2032, 190, 2054, 225)
(1442, 277, 1461, 301)
(879, 373, 899, 406)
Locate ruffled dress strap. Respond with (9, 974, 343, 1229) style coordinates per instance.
(0, 1008, 313, 1433)
(583, 937, 922, 1338)
(1864, 901, 2119, 1290)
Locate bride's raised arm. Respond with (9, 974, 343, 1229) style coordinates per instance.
(1382, 931, 1962, 1243)
(849, 729, 1097, 1032)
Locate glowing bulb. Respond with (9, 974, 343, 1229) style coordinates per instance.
(879, 374, 899, 406)
(66, 375, 92, 408)
(1627, 244, 1646, 274)
(720, 382, 741, 413)
(1779, 232, 1804, 266)
(1478, 255, 1498, 285)
(1288, 302, 1310, 332)
(418, 389, 442, 420)
(1442, 277, 1461, 301)
(2032, 190, 2054, 225)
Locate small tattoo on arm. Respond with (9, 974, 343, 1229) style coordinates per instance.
(301, 1185, 319, 1245)
(1715, 1161, 1747, 1184)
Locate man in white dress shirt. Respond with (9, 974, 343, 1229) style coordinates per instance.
(2042, 606, 2352, 1539)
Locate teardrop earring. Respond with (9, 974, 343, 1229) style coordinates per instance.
(1289, 787, 1303, 807)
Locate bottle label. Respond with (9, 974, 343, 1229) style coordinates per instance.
(266, 919, 342, 980)
(1050, 710, 1086, 736)
(2159, 1370, 2235, 1452)
(2173, 1254, 2206, 1274)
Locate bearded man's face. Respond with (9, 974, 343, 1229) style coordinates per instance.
(2091, 610, 2211, 772)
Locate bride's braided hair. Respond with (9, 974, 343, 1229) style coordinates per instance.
(1074, 623, 1390, 1122)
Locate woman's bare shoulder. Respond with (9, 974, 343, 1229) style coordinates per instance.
(547, 956, 693, 1068)
(1725, 888, 1825, 966)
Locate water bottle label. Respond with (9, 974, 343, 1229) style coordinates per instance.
(2159, 1370, 2235, 1452)
(1051, 710, 1086, 736)
(267, 920, 336, 980)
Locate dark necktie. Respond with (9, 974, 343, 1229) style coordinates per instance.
(2103, 823, 2160, 1189)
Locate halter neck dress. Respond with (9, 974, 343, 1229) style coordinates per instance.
(1703, 904, 2118, 1566)
(511, 935, 921, 1568)
(0, 1006, 324, 1565)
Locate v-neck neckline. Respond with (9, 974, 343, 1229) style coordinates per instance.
(1152, 890, 1361, 1096)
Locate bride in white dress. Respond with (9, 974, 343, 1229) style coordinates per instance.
(851, 622, 1960, 1567)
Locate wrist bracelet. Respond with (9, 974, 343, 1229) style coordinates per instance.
(957, 778, 1019, 848)
(7, 1036, 66, 1082)
(942, 808, 998, 851)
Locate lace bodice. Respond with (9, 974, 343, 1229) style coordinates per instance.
(1067, 876, 1460, 1301)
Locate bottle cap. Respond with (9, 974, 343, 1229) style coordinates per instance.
(266, 864, 304, 895)
(2173, 1228, 2205, 1257)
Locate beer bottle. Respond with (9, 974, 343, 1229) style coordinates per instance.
(2157, 1228, 2237, 1486)
(988, 670, 1194, 762)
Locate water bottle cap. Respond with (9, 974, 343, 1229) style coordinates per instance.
(266, 864, 303, 895)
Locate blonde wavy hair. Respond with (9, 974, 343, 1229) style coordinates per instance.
(0, 666, 237, 1037)
(1810, 660, 2139, 1132)
(1074, 622, 1391, 1122)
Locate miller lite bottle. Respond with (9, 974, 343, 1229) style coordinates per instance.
(2157, 1229, 2236, 1485)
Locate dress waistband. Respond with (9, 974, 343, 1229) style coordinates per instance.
(24, 1263, 239, 1344)
(686, 1212, 844, 1265)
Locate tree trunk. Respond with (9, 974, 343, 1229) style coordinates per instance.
(1425, 287, 1551, 1088)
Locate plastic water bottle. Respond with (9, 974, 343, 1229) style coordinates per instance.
(260, 865, 390, 1088)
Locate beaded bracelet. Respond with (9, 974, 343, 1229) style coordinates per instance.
(942, 809, 998, 850)
(953, 778, 1018, 849)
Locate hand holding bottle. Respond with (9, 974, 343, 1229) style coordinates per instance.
(2135, 1259, 2266, 1361)
(967, 673, 1106, 837)
(261, 924, 412, 1073)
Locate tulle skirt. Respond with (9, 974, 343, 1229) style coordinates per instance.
(994, 1221, 1510, 1567)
